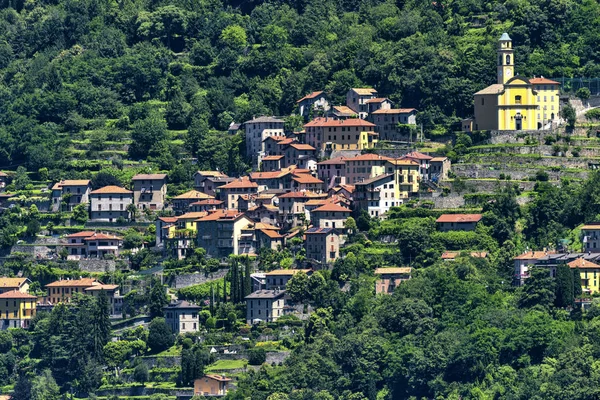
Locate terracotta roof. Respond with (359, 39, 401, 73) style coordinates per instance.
(371, 108, 417, 114)
(312, 203, 351, 213)
(304, 117, 376, 128)
(0, 277, 29, 288)
(289, 143, 316, 151)
(386, 159, 419, 166)
(220, 178, 259, 189)
(346, 154, 393, 162)
(262, 155, 285, 161)
(436, 214, 482, 223)
(52, 180, 91, 190)
(581, 224, 600, 230)
(252, 222, 279, 230)
(278, 191, 325, 199)
(305, 199, 328, 206)
(292, 174, 323, 184)
(513, 251, 551, 260)
(530, 77, 560, 85)
(263, 135, 287, 142)
(568, 258, 600, 269)
(259, 229, 284, 239)
(84, 284, 119, 291)
(66, 231, 96, 238)
(365, 98, 390, 104)
(430, 157, 448, 162)
(475, 84, 504, 95)
(46, 278, 99, 288)
(278, 138, 296, 145)
(197, 210, 246, 222)
(90, 185, 132, 194)
(204, 374, 233, 382)
(190, 199, 224, 206)
(172, 190, 214, 200)
(195, 171, 228, 178)
(132, 174, 167, 181)
(351, 88, 377, 95)
(332, 184, 355, 193)
(83, 233, 123, 241)
(158, 217, 178, 223)
(177, 212, 209, 220)
(297, 91, 325, 103)
(332, 105, 356, 115)
(245, 116, 285, 124)
(402, 151, 433, 161)
(317, 157, 347, 165)
(0, 290, 36, 299)
(265, 269, 311, 276)
(250, 168, 295, 180)
(374, 267, 411, 275)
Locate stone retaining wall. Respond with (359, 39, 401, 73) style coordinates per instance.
(452, 164, 588, 181)
(172, 269, 229, 289)
(140, 355, 181, 368)
(79, 259, 116, 273)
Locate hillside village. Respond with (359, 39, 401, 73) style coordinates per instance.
(2, 15, 600, 398)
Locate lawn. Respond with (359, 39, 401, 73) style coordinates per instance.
(205, 359, 248, 371)
(153, 345, 181, 357)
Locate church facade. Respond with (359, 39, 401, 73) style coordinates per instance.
(467, 33, 560, 131)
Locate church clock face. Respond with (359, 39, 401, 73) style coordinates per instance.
(505, 69, 512, 77)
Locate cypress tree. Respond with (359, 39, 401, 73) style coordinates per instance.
(244, 257, 252, 297)
(209, 283, 214, 315)
(222, 276, 227, 304)
(573, 267, 583, 298)
(555, 264, 574, 308)
(216, 281, 221, 308)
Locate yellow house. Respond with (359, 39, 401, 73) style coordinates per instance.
(385, 159, 420, 197)
(0, 290, 37, 330)
(0, 277, 30, 294)
(569, 258, 600, 294)
(471, 33, 560, 131)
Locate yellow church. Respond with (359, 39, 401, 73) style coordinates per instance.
(467, 33, 560, 131)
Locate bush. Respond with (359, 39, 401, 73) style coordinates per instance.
(134, 361, 149, 383)
(247, 347, 267, 365)
(585, 109, 600, 121)
(147, 318, 174, 354)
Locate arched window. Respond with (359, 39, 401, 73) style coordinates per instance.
(506, 55, 511, 65)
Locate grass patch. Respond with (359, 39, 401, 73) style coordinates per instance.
(206, 359, 248, 371)
(151, 345, 181, 357)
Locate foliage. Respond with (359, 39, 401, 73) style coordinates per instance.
(147, 318, 175, 354)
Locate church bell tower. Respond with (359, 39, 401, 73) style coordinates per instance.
(497, 33, 514, 84)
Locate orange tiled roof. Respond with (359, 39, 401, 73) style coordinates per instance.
(172, 190, 214, 200)
(46, 278, 99, 288)
(263, 135, 287, 142)
(351, 88, 377, 95)
(84, 284, 119, 291)
(297, 91, 325, 103)
(0, 277, 28, 289)
(83, 233, 123, 241)
(513, 251, 552, 260)
(365, 98, 390, 104)
(197, 210, 245, 222)
(312, 203, 351, 213)
(402, 151, 433, 161)
(259, 229, 284, 239)
(346, 154, 393, 162)
(177, 212, 209, 220)
(289, 143, 316, 151)
(265, 269, 311, 276)
(132, 174, 167, 181)
(317, 157, 347, 165)
(190, 199, 224, 206)
(371, 108, 417, 114)
(436, 214, 482, 223)
(262, 155, 285, 161)
(530, 77, 560, 85)
(568, 258, 600, 269)
(374, 267, 411, 274)
(158, 217, 178, 223)
(66, 231, 96, 238)
(90, 185, 132, 194)
(292, 174, 323, 184)
(52, 180, 91, 190)
(220, 178, 259, 189)
(278, 191, 325, 199)
(304, 117, 376, 128)
(0, 290, 36, 299)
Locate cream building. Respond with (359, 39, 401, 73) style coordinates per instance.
(89, 186, 133, 222)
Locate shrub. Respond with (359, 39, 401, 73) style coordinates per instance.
(248, 347, 267, 365)
(147, 318, 174, 354)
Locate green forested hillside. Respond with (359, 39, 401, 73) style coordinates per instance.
(1, 0, 600, 174)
